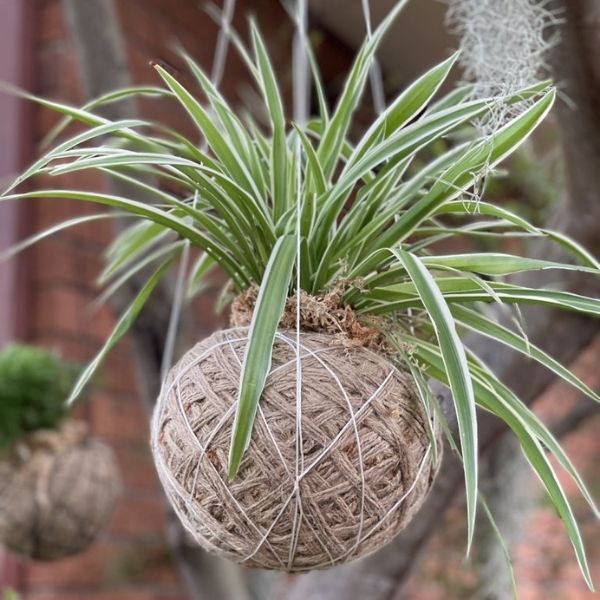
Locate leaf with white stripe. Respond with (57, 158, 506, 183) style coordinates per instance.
(228, 235, 297, 479)
(392, 248, 478, 551)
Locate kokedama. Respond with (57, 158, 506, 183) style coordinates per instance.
(0, 345, 120, 560)
(2, 0, 598, 584)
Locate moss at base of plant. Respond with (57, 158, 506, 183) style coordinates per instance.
(0, 344, 78, 452)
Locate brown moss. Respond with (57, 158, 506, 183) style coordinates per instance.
(230, 287, 390, 352)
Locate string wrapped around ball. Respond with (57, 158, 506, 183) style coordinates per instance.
(152, 326, 440, 571)
(0, 420, 121, 560)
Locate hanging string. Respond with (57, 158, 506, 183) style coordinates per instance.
(160, 0, 238, 379)
(152, 1, 438, 570)
(153, 328, 436, 568)
(289, 0, 308, 570)
(292, 0, 310, 125)
(361, 0, 386, 114)
(211, 0, 237, 88)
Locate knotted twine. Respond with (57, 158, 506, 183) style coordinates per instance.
(0, 419, 121, 560)
(152, 291, 441, 571)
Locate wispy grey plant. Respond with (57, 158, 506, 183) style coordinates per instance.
(446, 0, 560, 135)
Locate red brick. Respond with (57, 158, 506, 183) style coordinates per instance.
(35, 103, 64, 139)
(89, 391, 148, 442)
(100, 350, 140, 396)
(535, 336, 600, 423)
(32, 334, 98, 364)
(115, 1, 175, 58)
(33, 197, 102, 231)
(109, 496, 168, 537)
(25, 543, 116, 588)
(36, 41, 82, 101)
(135, 89, 191, 135)
(38, 169, 109, 195)
(88, 303, 118, 340)
(39, 0, 66, 44)
(74, 216, 114, 248)
(25, 540, 180, 590)
(103, 539, 181, 587)
(24, 592, 186, 600)
(33, 284, 88, 337)
(30, 237, 80, 284)
(114, 443, 160, 491)
(136, 0, 217, 36)
(30, 238, 105, 291)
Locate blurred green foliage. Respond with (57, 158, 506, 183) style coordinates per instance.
(0, 345, 78, 452)
(2, 588, 22, 600)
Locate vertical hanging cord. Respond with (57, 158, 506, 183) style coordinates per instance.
(288, 0, 308, 569)
(160, 0, 238, 380)
(361, 2, 413, 339)
(361, 0, 385, 114)
(292, 0, 310, 125)
(160, 196, 195, 381)
(211, 0, 237, 88)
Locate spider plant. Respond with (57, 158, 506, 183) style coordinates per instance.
(2, 4, 598, 586)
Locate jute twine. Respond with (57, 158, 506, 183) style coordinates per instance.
(152, 292, 441, 571)
(0, 419, 121, 560)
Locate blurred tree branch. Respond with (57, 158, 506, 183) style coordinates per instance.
(552, 398, 599, 439)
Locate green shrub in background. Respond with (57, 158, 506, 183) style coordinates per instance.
(0, 345, 77, 452)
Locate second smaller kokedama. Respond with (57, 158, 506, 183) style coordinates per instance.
(0, 345, 120, 560)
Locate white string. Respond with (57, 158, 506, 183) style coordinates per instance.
(158, 333, 343, 565)
(337, 444, 432, 563)
(361, 0, 386, 114)
(160, 194, 197, 381)
(154, 426, 287, 566)
(292, 0, 310, 125)
(290, 0, 308, 570)
(277, 333, 367, 557)
(158, 336, 287, 566)
(224, 333, 292, 479)
(154, 0, 433, 566)
(183, 334, 293, 503)
(154, 351, 271, 562)
(299, 369, 395, 479)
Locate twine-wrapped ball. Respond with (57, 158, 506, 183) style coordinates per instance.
(152, 327, 440, 571)
(0, 420, 120, 560)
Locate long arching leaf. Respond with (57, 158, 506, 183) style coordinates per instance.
(228, 235, 297, 479)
